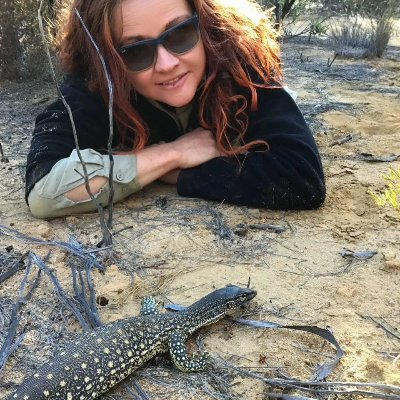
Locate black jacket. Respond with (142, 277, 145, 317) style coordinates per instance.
(26, 77, 325, 209)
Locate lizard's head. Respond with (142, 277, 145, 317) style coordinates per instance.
(216, 284, 257, 311)
(186, 284, 257, 323)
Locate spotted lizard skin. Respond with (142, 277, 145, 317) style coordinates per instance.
(6, 285, 256, 400)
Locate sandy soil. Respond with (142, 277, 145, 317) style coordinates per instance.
(0, 34, 399, 399)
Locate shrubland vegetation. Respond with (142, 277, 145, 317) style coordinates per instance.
(0, 0, 398, 80)
(328, 0, 399, 57)
(0, 0, 59, 80)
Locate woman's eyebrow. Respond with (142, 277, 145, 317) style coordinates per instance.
(122, 15, 191, 43)
(165, 14, 190, 30)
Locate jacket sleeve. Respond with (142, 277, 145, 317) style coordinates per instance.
(25, 79, 113, 201)
(177, 87, 325, 210)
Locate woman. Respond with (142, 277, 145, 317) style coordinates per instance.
(26, 0, 325, 218)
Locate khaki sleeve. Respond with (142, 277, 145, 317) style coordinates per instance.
(27, 149, 141, 218)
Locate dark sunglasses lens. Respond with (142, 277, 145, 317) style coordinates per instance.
(124, 43, 156, 72)
(121, 17, 199, 71)
(164, 21, 199, 54)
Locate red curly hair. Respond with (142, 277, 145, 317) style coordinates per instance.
(58, 0, 283, 155)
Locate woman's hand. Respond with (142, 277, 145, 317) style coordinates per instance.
(172, 128, 221, 169)
(154, 129, 221, 185)
(112, 128, 221, 189)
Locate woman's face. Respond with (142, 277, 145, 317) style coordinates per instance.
(114, 0, 206, 108)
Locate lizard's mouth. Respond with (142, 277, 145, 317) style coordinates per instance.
(241, 289, 257, 308)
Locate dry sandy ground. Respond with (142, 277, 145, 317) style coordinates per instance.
(0, 34, 399, 399)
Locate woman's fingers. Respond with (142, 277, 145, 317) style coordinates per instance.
(173, 129, 221, 168)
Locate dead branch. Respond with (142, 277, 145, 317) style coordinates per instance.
(329, 134, 353, 147)
(214, 356, 400, 400)
(327, 53, 338, 69)
(0, 252, 27, 284)
(73, 9, 115, 233)
(30, 252, 91, 332)
(0, 142, 9, 163)
(0, 257, 41, 374)
(124, 380, 151, 400)
(234, 223, 287, 236)
(37, 0, 113, 246)
(0, 224, 105, 270)
(206, 206, 233, 241)
(266, 394, 315, 400)
(70, 263, 102, 329)
(363, 315, 400, 342)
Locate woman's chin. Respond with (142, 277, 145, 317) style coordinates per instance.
(159, 92, 195, 108)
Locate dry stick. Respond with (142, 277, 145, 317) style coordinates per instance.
(37, 0, 113, 246)
(265, 394, 315, 400)
(327, 53, 338, 68)
(215, 357, 400, 400)
(235, 223, 287, 234)
(329, 134, 353, 147)
(0, 224, 105, 271)
(84, 263, 103, 328)
(30, 252, 91, 332)
(125, 381, 150, 400)
(0, 258, 41, 375)
(70, 265, 99, 330)
(137, 365, 237, 400)
(0, 252, 27, 284)
(0, 141, 9, 162)
(206, 206, 233, 241)
(366, 315, 400, 342)
(73, 9, 115, 232)
(70, 263, 102, 329)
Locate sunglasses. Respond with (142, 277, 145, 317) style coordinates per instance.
(118, 14, 200, 72)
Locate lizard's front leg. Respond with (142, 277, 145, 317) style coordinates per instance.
(140, 296, 160, 316)
(168, 330, 209, 372)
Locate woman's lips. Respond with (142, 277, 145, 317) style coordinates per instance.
(158, 72, 188, 89)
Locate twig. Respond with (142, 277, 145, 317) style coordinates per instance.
(365, 315, 400, 342)
(311, 261, 353, 277)
(234, 223, 286, 236)
(206, 206, 233, 241)
(0, 224, 105, 270)
(37, 0, 113, 246)
(0, 252, 27, 284)
(215, 357, 400, 399)
(96, 225, 134, 248)
(70, 263, 102, 329)
(122, 384, 143, 400)
(359, 153, 400, 163)
(0, 258, 41, 374)
(30, 252, 91, 332)
(327, 53, 338, 69)
(265, 394, 315, 400)
(84, 263, 102, 327)
(0, 142, 9, 163)
(124, 379, 151, 400)
(329, 134, 353, 147)
(73, 9, 115, 232)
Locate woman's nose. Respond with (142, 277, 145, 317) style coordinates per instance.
(154, 45, 179, 72)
